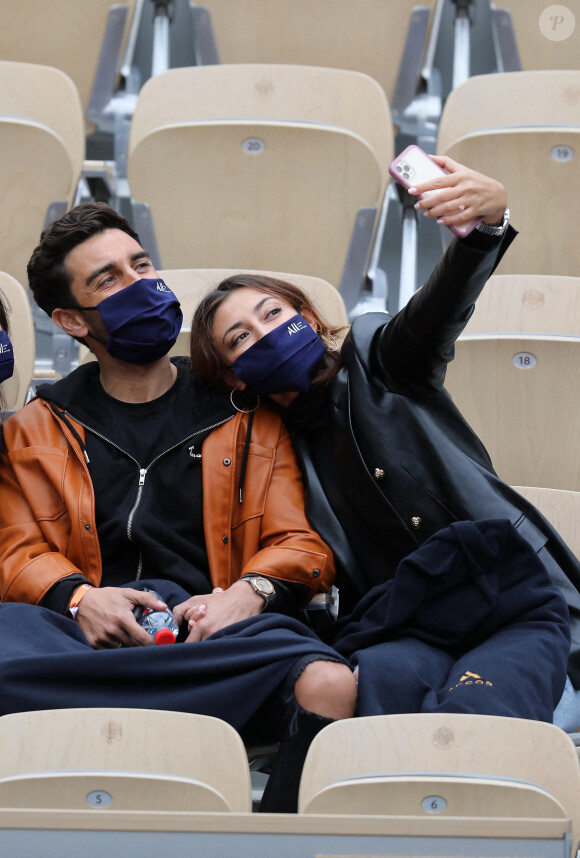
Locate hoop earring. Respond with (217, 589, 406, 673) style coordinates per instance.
(326, 333, 339, 353)
(230, 388, 260, 413)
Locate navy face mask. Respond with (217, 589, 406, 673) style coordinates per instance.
(88, 277, 182, 365)
(233, 314, 326, 395)
(0, 331, 15, 383)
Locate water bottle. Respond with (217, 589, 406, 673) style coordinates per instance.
(134, 588, 179, 645)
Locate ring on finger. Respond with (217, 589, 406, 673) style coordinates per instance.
(458, 203, 466, 212)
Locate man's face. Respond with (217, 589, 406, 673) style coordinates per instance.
(65, 228, 156, 308)
(59, 228, 157, 347)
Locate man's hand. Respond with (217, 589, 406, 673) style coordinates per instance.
(173, 581, 265, 642)
(75, 587, 169, 649)
(410, 155, 507, 229)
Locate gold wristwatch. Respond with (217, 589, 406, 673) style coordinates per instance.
(242, 575, 276, 611)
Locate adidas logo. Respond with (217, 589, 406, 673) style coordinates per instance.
(448, 670, 493, 692)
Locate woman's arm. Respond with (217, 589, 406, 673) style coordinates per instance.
(371, 159, 516, 395)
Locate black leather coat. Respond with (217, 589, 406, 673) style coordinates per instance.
(285, 226, 580, 686)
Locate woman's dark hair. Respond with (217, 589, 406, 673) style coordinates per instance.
(27, 202, 141, 317)
(190, 273, 347, 391)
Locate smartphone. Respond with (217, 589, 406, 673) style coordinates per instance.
(388, 144, 481, 238)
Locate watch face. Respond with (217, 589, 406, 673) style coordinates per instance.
(255, 577, 275, 596)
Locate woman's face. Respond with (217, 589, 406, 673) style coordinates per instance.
(211, 287, 301, 368)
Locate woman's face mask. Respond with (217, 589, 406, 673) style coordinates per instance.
(82, 277, 182, 365)
(0, 331, 15, 383)
(232, 314, 326, 395)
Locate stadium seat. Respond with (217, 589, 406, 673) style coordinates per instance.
(0, 708, 252, 812)
(0, 0, 138, 135)
(298, 712, 580, 857)
(128, 65, 392, 312)
(0, 712, 576, 855)
(511, 486, 580, 558)
(0, 61, 85, 183)
(491, 0, 580, 72)
(128, 64, 393, 170)
(442, 126, 580, 276)
(462, 274, 580, 336)
(444, 332, 580, 490)
(190, 0, 435, 115)
(437, 70, 580, 155)
(0, 272, 35, 410)
(0, 117, 75, 290)
(436, 72, 580, 277)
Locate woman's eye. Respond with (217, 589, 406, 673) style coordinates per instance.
(265, 306, 282, 320)
(231, 331, 248, 347)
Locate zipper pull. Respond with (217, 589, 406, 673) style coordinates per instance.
(139, 468, 147, 486)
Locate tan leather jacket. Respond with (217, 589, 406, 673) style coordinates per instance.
(0, 398, 334, 605)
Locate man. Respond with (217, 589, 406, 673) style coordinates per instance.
(0, 202, 356, 812)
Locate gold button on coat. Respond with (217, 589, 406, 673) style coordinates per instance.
(410, 516, 422, 529)
(374, 468, 385, 480)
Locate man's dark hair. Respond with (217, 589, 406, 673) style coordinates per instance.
(27, 202, 141, 317)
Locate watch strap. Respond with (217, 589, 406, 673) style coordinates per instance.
(475, 207, 510, 237)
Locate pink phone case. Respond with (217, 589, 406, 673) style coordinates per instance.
(388, 144, 481, 238)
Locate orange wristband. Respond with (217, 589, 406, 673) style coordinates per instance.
(68, 583, 94, 615)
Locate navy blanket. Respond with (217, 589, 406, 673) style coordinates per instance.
(0, 580, 346, 730)
(329, 519, 570, 721)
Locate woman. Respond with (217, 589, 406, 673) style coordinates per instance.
(190, 156, 577, 730)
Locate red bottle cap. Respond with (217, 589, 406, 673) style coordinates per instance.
(154, 628, 176, 645)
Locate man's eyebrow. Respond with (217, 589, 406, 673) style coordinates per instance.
(85, 262, 113, 288)
(222, 295, 273, 342)
(85, 250, 152, 287)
